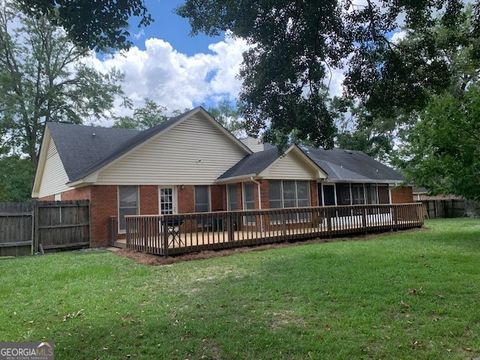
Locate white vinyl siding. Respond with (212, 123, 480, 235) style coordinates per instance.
(38, 139, 72, 198)
(96, 114, 248, 185)
(261, 150, 318, 180)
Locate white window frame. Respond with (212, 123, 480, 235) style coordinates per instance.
(118, 185, 140, 234)
(158, 186, 178, 215)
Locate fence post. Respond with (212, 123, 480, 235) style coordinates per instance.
(33, 201, 39, 254)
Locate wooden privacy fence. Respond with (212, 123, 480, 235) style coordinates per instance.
(0, 203, 34, 256)
(0, 200, 90, 256)
(126, 203, 424, 256)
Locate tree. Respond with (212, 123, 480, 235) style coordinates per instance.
(0, 3, 125, 169)
(401, 86, 480, 200)
(0, 156, 34, 201)
(177, 0, 470, 148)
(16, 0, 152, 51)
(207, 100, 245, 136)
(113, 99, 168, 130)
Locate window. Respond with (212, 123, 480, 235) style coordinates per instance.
(336, 184, 351, 205)
(267, 180, 311, 223)
(227, 184, 238, 210)
(243, 182, 256, 224)
(118, 186, 139, 232)
(352, 184, 365, 205)
(366, 184, 378, 204)
(323, 185, 336, 205)
(195, 185, 210, 212)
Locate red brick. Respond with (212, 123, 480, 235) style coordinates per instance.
(178, 185, 195, 213)
(140, 185, 158, 214)
(61, 187, 91, 201)
(211, 185, 226, 211)
(90, 185, 118, 247)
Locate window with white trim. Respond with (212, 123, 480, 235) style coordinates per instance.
(118, 186, 139, 232)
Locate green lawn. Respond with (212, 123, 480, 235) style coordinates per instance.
(1, 219, 479, 359)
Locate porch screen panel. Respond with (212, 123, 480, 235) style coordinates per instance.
(195, 185, 210, 212)
(323, 185, 336, 205)
(269, 180, 282, 223)
(118, 186, 138, 231)
(366, 184, 378, 204)
(352, 184, 365, 205)
(378, 185, 390, 204)
(243, 182, 256, 224)
(227, 184, 238, 210)
(336, 184, 351, 205)
(296, 181, 310, 221)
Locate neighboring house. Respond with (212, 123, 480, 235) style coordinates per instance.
(32, 107, 413, 247)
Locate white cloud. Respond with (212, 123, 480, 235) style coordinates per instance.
(88, 32, 249, 124)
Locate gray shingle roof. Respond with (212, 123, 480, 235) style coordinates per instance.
(305, 148, 403, 182)
(219, 146, 404, 183)
(47, 107, 199, 183)
(218, 147, 280, 179)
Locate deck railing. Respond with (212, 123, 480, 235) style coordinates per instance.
(125, 203, 424, 256)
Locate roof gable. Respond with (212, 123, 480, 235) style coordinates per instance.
(218, 145, 327, 181)
(44, 107, 251, 185)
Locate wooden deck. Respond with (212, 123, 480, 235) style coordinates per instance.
(123, 204, 424, 256)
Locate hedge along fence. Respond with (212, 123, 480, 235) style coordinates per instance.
(0, 200, 90, 257)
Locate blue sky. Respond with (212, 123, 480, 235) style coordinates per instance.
(90, 0, 249, 122)
(128, 0, 224, 55)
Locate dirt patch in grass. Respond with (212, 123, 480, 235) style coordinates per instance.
(112, 227, 425, 266)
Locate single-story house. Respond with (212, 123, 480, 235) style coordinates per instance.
(32, 107, 413, 246)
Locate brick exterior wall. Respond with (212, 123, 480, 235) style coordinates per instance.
(310, 180, 318, 207)
(391, 186, 414, 203)
(211, 185, 226, 211)
(140, 185, 158, 214)
(90, 185, 118, 247)
(178, 185, 195, 213)
(39, 195, 55, 201)
(61, 187, 91, 201)
(260, 180, 269, 209)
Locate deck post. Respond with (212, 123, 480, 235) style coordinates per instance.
(162, 217, 169, 257)
(362, 206, 367, 234)
(227, 212, 234, 242)
(393, 205, 398, 231)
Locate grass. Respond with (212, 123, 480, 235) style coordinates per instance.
(0, 219, 480, 359)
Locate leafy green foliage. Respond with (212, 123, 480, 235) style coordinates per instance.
(16, 0, 152, 51)
(207, 100, 245, 136)
(0, 3, 125, 168)
(177, 0, 469, 148)
(0, 156, 34, 201)
(113, 99, 168, 130)
(402, 86, 480, 200)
